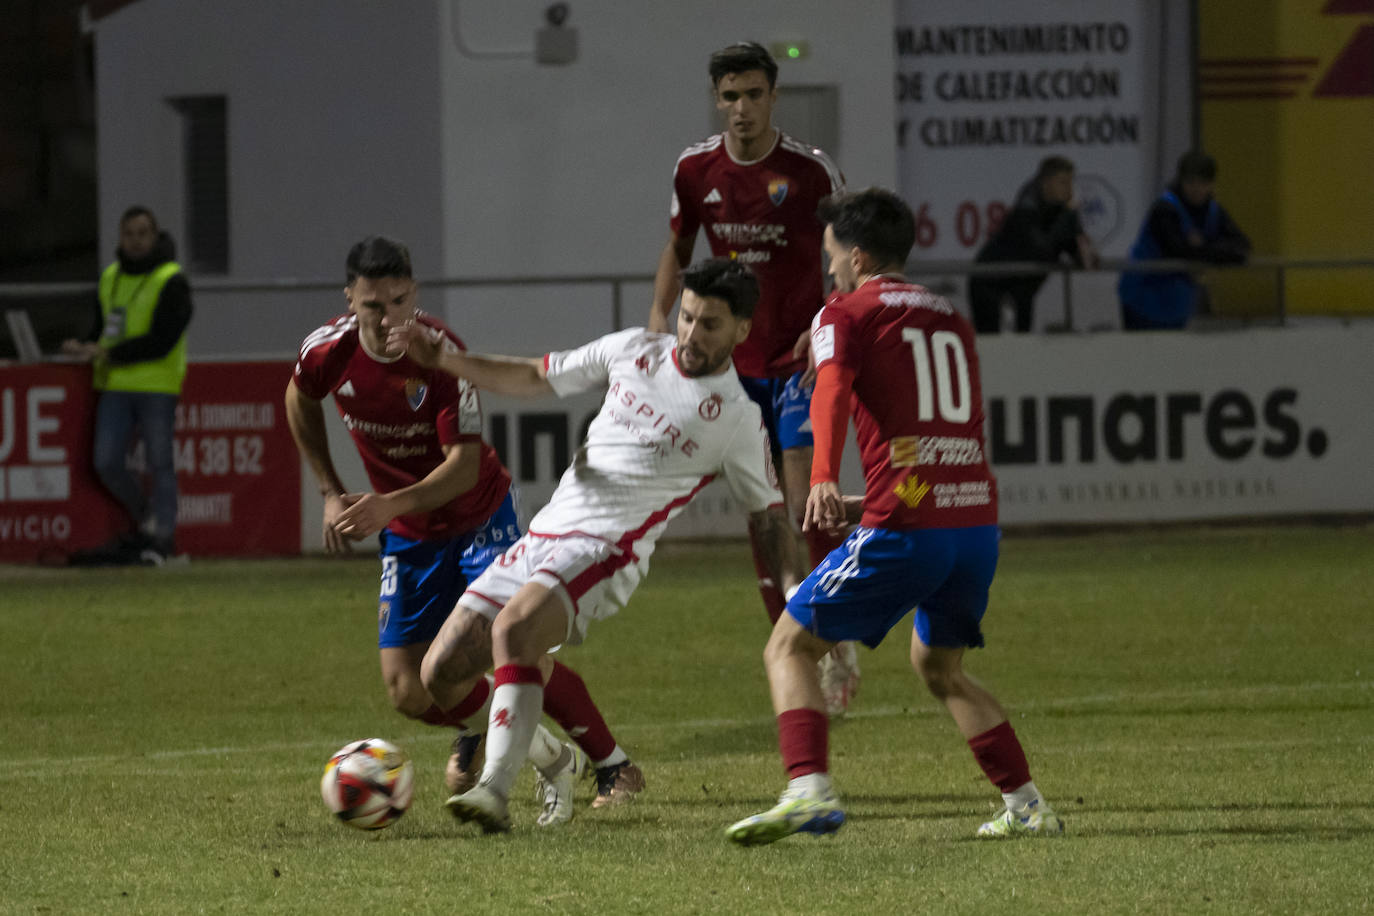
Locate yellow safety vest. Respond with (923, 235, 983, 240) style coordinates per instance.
(95, 260, 188, 394)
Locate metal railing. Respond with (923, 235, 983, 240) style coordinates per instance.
(903, 256, 1374, 329)
(3, 256, 1372, 358)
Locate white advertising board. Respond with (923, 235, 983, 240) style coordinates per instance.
(981, 327, 1374, 524)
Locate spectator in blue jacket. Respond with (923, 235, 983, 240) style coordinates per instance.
(1118, 151, 1250, 330)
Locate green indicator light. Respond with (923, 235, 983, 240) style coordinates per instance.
(769, 40, 810, 61)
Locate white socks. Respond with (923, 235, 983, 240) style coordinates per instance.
(527, 723, 566, 778)
(787, 772, 834, 799)
(1003, 780, 1045, 812)
(594, 745, 628, 769)
(478, 681, 543, 798)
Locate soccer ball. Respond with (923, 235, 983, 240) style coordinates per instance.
(320, 738, 415, 830)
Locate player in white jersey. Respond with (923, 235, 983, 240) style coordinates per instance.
(389, 258, 806, 833)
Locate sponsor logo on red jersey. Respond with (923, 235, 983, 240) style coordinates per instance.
(768, 178, 790, 206)
(894, 472, 933, 509)
(404, 379, 427, 411)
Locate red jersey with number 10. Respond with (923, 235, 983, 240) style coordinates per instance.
(811, 277, 997, 530)
(670, 131, 843, 379)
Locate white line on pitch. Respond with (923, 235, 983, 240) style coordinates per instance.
(6, 679, 1369, 773)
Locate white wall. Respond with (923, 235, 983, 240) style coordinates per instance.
(95, 2, 896, 361)
(437, 0, 898, 281)
(94, 1, 446, 356)
(93, 2, 1197, 354)
(423, 0, 897, 377)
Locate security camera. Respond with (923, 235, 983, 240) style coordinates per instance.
(545, 3, 569, 27)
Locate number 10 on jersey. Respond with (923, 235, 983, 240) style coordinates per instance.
(903, 328, 971, 424)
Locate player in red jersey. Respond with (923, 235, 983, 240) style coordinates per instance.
(648, 41, 858, 716)
(285, 236, 639, 825)
(726, 190, 1062, 845)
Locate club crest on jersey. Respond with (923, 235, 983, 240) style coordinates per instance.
(404, 379, 427, 411)
(635, 355, 651, 373)
(699, 393, 723, 421)
(768, 179, 789, 206)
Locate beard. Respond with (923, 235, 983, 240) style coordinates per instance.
(677, 343, 731, 377)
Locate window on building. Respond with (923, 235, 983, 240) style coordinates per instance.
(168, 95, 229, 273)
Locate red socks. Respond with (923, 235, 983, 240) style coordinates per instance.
(777, 708, 829, 778)
(542, 661, 617, 761)
(493, 664, 543, 687)
(967, 721, 1032, 792)
(415, 677, 492, 728)
(748, 528, 788, 625)
(804, 526, 845, 570)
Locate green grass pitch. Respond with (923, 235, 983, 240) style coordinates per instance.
(2, 525, 1371, 914)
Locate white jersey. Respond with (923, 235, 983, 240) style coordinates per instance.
(533, 328, 782, 559)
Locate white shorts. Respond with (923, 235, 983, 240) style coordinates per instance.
(456, 533, 647, 645)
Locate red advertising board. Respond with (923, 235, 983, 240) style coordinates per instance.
(0, 361, 300, 562)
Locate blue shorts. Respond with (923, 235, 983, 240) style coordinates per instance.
(785, 525, 999, 650)
(375, 492, 522, 649)
(739, 371, 813, 452)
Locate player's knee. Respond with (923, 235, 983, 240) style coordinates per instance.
(912, 654, 958, 699)
(763, 622, 821, 671)
(490, 611, 533, 661)
(418, 646, 446, 696)
(761, 631, 788, 671)
(491, 597, 561, 662)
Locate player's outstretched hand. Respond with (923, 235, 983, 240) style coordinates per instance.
(333, 492, 397, 541)
(321, 492, 358, 553)
(803, 481, 847, 535)
(387, 321, 443, 368)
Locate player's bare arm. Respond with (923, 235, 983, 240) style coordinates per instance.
(334, 441, 481, 540)
(284, 379, 353, 553)
(388, 323, 554, 397)
(747, 504, 806, 596)
(648, 233, 697, 333)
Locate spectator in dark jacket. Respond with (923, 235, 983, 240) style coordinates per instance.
(968, 156, 1099, 334)
(1118, 151, 1250, 330)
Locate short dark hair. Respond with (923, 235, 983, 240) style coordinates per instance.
(1036, 155, 1075, 181)
(681, 257, 760, 319)
(345, 236, 413, 284)
(120, 205, 157, 230)
(817, 188, 916, 268)
(709, 42, 778, 89)
(1176, 150, 1217, 183)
